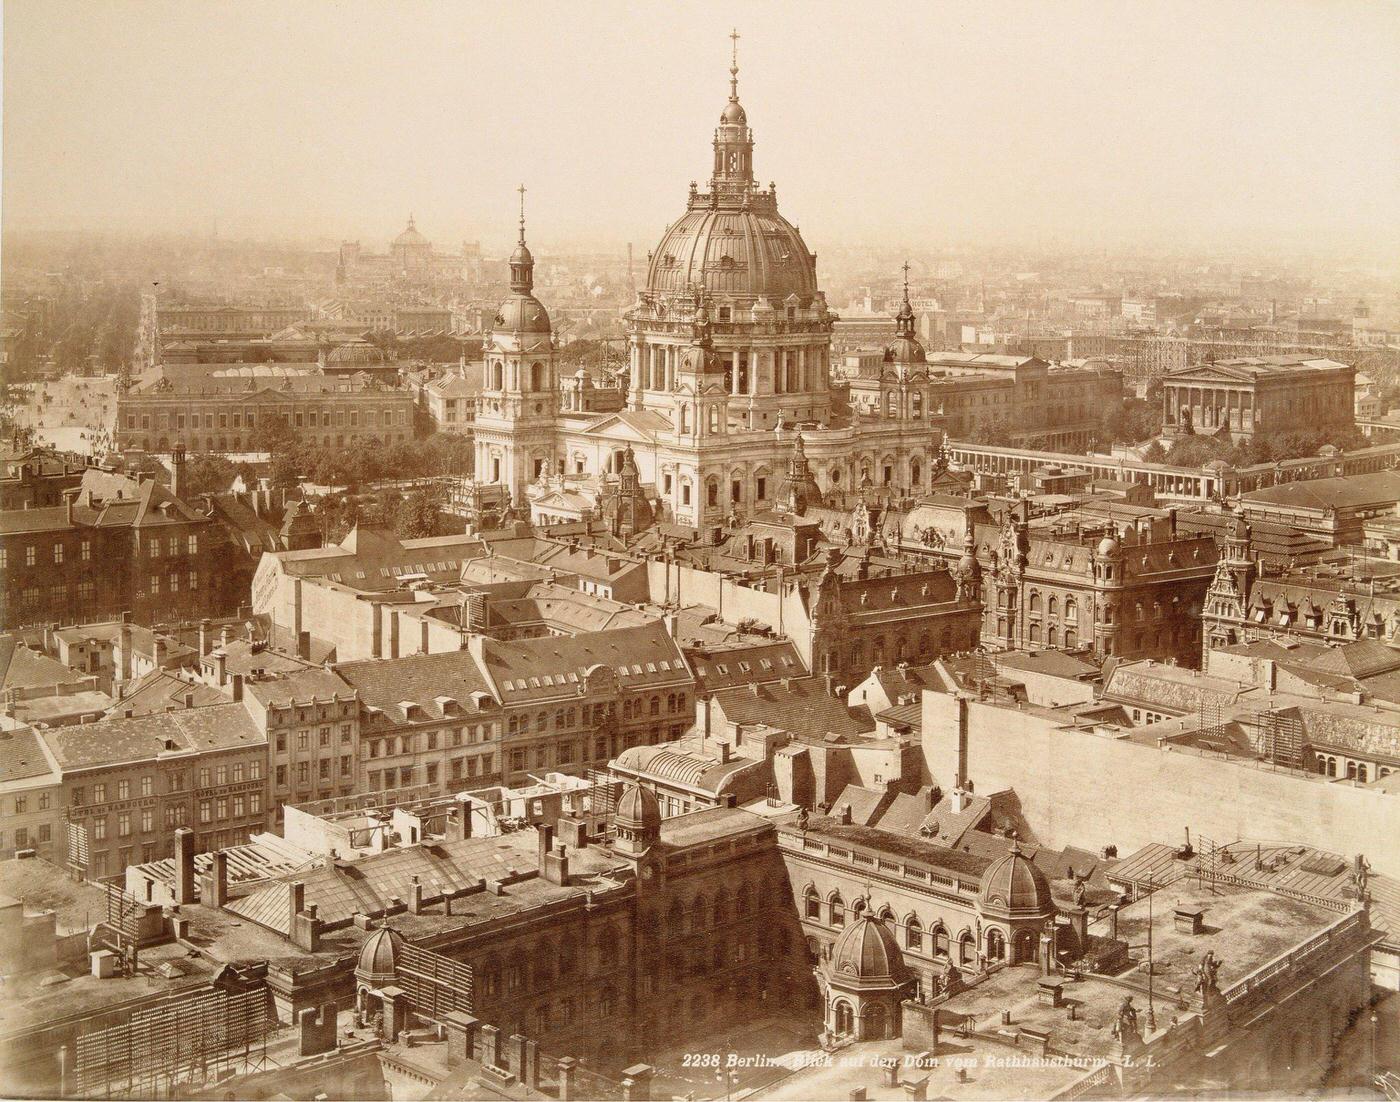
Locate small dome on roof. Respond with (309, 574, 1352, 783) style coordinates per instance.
(721, 98, 747, 126)
(1096, 533, 1121, 557)
(828, 913, 912, 991)
(357, 926, 404, 981)
(616, 781, 661, 836)
(394, 217, 429, 248)
(977, 842, 1054, 920)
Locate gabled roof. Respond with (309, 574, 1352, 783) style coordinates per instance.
(480, 620, 691, 703)
(335, 650, 493, 723)
(40, 702, 264, 770)
(0, 638, 87, 691)
(580, 409, 673, 442)
(712, 678, 874, 742)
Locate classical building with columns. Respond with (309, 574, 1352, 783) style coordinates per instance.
(474, 53, 996, 532)
(1162, 356, 1354, 441)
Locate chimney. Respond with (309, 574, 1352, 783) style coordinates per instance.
(544, 843, 570, 886)
(63, 487, 77, 525)
(152, 637, 165, 666)
(231, 673, 244, 702)
(201, 850, 229, 908)
(173, 827, 196, 905)
(220, 625, 232, 647)
(537, 824, 554, 869)
(956, 695, 970, 789)
(718, 741, 731, 764)
(198, 618, 211, 656)
(288, 881, 306, 933)
(297, 630, 311, 661)
(213, 651, 227, 686)
(171, 443, 187, 499)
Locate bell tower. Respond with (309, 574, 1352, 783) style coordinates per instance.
(475, 185, 559, 500)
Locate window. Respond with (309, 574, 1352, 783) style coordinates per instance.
(830, 892, 845, 927)
(199, 800, 212, 823)
(14, 796, 27, 814)
(297, 762, 309, 785)
(53, 543, 64, 564)
(72, 786, 84, 807)
(216, 797, 228, 820)
(275, 765, 287, 786)
(198, 767, 211, 788)
(215, 765, 227, 786)
(93, 783, 106, 803)
(906, 916, 923, 950)
(140, 775, 152, 797)
(141, 809, 153, 833)
(93, 817, 108, 840)
(118, 812, 132, 837)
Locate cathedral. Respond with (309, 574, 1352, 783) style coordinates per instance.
(474, 44, 948, 534)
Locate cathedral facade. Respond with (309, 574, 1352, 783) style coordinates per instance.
(475, 52, 952, 533)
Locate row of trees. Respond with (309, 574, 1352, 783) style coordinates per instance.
(1141, 423, 1372, 468)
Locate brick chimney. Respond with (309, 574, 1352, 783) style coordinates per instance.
(173, 827, 196, 904)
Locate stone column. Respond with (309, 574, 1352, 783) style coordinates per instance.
(621, 1065, 654, 1102)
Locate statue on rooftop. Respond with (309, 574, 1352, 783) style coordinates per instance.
(1073, 879, 1087, 910)
(1353, 853, 1370, 899)
(1195, 950, 1221, 996)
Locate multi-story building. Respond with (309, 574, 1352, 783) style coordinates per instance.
(115, 369, 414, 453)
(848, 351, 1121, 452)
(1202, 512, 1400, 655)
(0, 446, 91, 510)
(471, 620, 695, 785)
(0, 727, 64, 862)
(0, 465, 238, 630)
(1162, 356, 1355, 440)
(43, 701, 268, 881)
(334, 649, 501, 799)
(906, 497, 1217, 665)
(234, 667, 361, 825)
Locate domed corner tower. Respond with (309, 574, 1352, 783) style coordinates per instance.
(624, 35, 835, 440)
(975, 840, 1057, 966)
(474, 185, 559, 500)
(822, 912, 913, 1041)
(613, 780, 661, 861)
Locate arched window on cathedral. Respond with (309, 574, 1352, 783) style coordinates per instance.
(829, 891, 845, 927)
(680, 404, 690, 434)
(906, 915, 923, 951)
(530, 362, 544, 390)
(804, 886, 821, 920)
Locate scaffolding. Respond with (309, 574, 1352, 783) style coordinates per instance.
(1252, 707, 1305, 769)
(72, 986, 268, 1099)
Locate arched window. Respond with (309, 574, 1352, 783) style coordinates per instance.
(1048, 626, 1059, 647)
(804, 886, 821, 920)
(706, 477, 719, 506)
(877, 905, 895, 923)
(667, 693, 677, 713)
(1029, 592, 1042, 613)
(736, 883, 752, 915)
(712, 894, 727, 927)
(829, 891, 845, 927)
(910, 459, 922, 487)
(649, 696, 661, 716)
(680, 404, 691, 433)
(933, 924, 950, 958)
(1065, 597, 1077, 620)
(708, 406, 719, 433)
(691, 893, 708, 933)
(958, 930, 975, 964)
(1357, 764, 1369, 782)
(1048, 597, 1059, 617)
(1347, 762, 1357, 779)
(906, 915, 923, 951)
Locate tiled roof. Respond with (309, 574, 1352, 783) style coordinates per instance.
(243, 667, 357, 708)
(0, 638, 87, 691)
(335, 651, 493, 722)
(712, 678, 874, 741)
(106, 669, 230, 718)
(0, 726, 60, 784)
(687, 640, 806, 692)
(40, 702, 264, 770)
(480, 621, 691, 703)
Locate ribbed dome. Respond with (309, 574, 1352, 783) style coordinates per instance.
(647, 204, 818, 301)
(357, 926, 404, 980)
(1096, 534, 1121, 557)
(721, 99, 747, 126)
(616, 781, 661, 835)
(977, 843, 1054, 919)
(828, 913, 911, 990)
(887, 334, 926, 365)
(494, 294, 551, 336)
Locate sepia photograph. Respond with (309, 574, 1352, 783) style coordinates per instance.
(1, 1, 1398, 1098)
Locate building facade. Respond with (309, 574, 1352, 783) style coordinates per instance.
(1163, 356, 1355, 440)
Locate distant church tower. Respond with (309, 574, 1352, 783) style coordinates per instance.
(474, 186, 558, 501)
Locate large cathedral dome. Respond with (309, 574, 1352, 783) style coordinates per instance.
(643, 42, 818, 304)
(647, 205, 818, 301)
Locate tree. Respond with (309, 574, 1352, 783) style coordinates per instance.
(182, 454, 238, 496)
(1141, 440, 1167, 463)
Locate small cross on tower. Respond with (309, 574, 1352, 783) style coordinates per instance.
(902, 260, 912, 294)
(730, 27, 740, 68)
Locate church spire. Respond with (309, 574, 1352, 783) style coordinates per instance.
(509, 183, 534, 294)
(729, 27, 741, 104)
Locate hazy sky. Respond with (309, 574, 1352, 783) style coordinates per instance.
(5, 0, 1399, 256)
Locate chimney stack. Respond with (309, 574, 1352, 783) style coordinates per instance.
(231, 673, 244, 702)
(173, 827, 196, 904)
(198, 618, 211, 656)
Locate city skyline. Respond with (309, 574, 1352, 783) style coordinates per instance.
(4, 0, 1399, 259)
